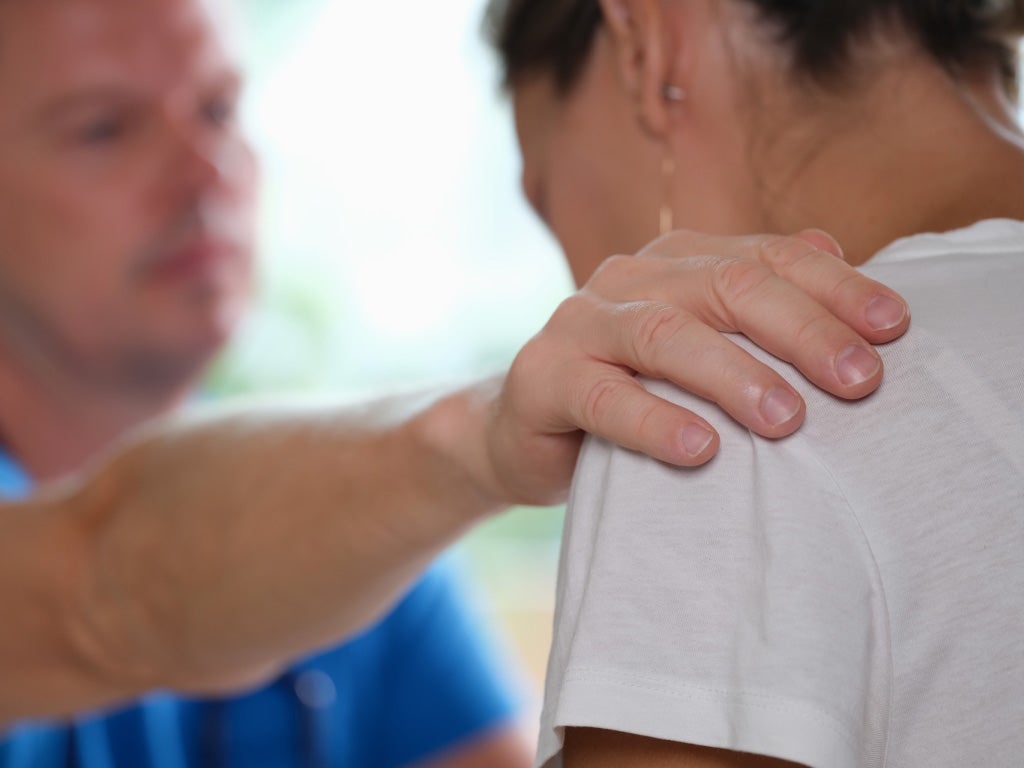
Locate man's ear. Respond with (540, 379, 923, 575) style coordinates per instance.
(598, 0, 675, 138)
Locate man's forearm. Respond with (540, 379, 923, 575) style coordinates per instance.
(0, 383, 507, 724)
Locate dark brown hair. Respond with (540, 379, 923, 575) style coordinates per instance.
(486, 0, 1024, 93)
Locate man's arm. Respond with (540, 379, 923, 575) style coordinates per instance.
(1, 388, 515, 725)
(0, 231, 909, 725)
(565, 729, 807, 768)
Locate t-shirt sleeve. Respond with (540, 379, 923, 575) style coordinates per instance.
(537, 378, 892, 768)
(375, 560, 524, 766)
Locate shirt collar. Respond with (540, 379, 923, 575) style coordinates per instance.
(871, 218, 1024, 265)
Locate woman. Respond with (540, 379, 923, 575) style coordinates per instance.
(489, 0, 1024, 766)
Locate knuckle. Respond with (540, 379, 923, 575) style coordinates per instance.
(603, 253, 634, 270)
(790, 310, 841, 354)
(513, 328, 572, 392)
(551, 292, 583, 319)
(637, 228, 710, 259)
(680, 252, 728, 275)
(631, 398, 664, 445)
(580, 376, 627, 428)
(756, 234, 804, 262)
(514, 311, 579, 386)
(587, 253, 636, 292)
(631, 304, 696, 364)
(545, 292, 592, 330)
(507, 336, 542, 389)
(823, 268, 866, 306)
(712, 257, 774, 307)
(756, 234, 826, 273)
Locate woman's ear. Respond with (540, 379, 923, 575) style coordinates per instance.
(598, 0, 676, 138)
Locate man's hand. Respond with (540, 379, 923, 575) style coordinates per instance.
(483, 230, 910, 505)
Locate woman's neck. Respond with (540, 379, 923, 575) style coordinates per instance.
(755, 58, 1024, 266)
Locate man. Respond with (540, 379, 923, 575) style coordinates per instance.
(0, 0, 910, 765)
(0, 0, 538, 764)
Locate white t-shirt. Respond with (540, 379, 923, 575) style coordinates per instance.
(538, 219, 1024, 768)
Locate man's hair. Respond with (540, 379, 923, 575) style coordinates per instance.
(486, 0, 1024, 94)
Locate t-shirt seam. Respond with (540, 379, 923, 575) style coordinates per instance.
(560, 667, 859, 751)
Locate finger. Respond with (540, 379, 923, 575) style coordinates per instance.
(578, 299, 809, 438)
(587, 255, 884, 402)
(636, 230, 910, 345)
(698, 257, 885, 400)
(564, 365, 721, 467)
(758, 231, 911, 344)
(793, 228, 845, 260)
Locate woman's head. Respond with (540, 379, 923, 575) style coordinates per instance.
(489, 0, 1024, 279)
(491, 0, 1024, 93)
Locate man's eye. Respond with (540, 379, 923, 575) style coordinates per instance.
(78, 119, 124, 145)
(203, 98, 236, 126)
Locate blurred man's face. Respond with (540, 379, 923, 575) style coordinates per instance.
(0, 0, 257, 398)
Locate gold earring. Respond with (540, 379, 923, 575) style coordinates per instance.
(659, 153, 675, 236)
(659, 84, 684, 235)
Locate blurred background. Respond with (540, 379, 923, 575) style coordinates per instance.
(209, 0, 572, 714)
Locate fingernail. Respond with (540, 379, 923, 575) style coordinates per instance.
(837, 345, 881, 386)
(762, 387, 802, 427)
(865, 295, 907, 331)
(681, 425, 714, 457)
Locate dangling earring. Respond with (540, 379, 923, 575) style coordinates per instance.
(662, 84, 686, 102)
(659, 84, 685, 236)
(660, 152, 675, 236)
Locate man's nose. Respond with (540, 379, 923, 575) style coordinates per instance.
(174, 124, 233, 192)
(164, 105, 253, 194)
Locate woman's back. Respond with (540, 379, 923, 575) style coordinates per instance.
(540, 219, 1024, 767)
